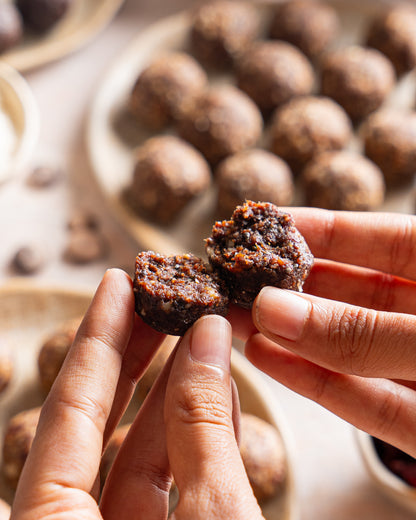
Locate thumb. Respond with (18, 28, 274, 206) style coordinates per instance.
(165, 315, 262, 520)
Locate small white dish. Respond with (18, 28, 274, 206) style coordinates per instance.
(355, 429, 416, 513)
(0, 62, 39, 183)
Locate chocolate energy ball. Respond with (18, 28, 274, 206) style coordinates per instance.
(16, 0, 72, 33)
(134, 252, 229, 336)
(177, 85, 263, 165)
(236, 40, 314, 114)
(128, 136, 211, 225)
(2, 407, 41, 489)
(362, 109, 416, 186)
(367, 4, 416, 75)
(320, 46, 396, 122)
(215, 149, 294, 219)
(205, 200, 313, 309)
(0, 4, 22, 54)
(269, 95, 352, 173)
(269, 0, 339, 59)
(38, 318, 80, 394)
(240, 413, 287, 503)
(129, 52, 208, 131)
(301, 151, 385, 211)
(190, 0, 260, 69)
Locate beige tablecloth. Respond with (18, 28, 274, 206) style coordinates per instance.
(0, 1, 414, 518)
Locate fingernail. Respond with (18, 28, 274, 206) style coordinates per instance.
(255, 287, 310, 341)
(190, 315, 231, 371)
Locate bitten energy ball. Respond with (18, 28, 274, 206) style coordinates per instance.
(367, 4, 416, 75)
(178, 85, 263, 165)
(215, 149, 294, 219)
(320, 46, 395, 121)
(128, 136, 211, 225)
(134, 252, 229, 336)
(240, 413, 287, 503)
(363, 109, 416, 185)
(129, 52, 208, 131)
(302, 151, 385, 211)
(190, 0, 260, 69)
(206, 201, 313, 309)
(2, 407, 41, 489)
(0, 4, 22, 54)
(236, 40, 314, 114)
(16, 0, 72, 33)
(38, 318, 81, 394)
(269, 96, 352, 173)
(269, 0, 339, 59)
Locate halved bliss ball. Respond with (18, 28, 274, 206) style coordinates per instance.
(134, 251, 229, 336)
(205, 201, 313, 309)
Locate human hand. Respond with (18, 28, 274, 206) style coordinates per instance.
(11, 269, 262, 520)
(229, 208, 416, 458)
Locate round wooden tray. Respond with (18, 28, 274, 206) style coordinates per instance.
(86, 0, 416, 258)
(0, 62, 39, 184)
(0, 280, 297, 519)
(1, 0, 125, 72)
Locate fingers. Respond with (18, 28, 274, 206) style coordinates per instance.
(288, 207, 416, 281)
(103, 315, 167, 446)
(100, 340, 178, 520)
(13, 269, 135, 518)
(165, 315, 262, 520)
(304, 259, 416, 314)
(253, 287, 416, 380)
(245, 333, 416, 458)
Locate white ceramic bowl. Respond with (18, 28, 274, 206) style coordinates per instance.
(355, 429, 416, 513)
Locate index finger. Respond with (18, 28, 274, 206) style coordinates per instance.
(288, 207, 416, 281)
(15, 269, 135, 501)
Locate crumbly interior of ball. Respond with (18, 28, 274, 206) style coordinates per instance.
(207, 202, 309, 276)
(135, 252, 226, 308)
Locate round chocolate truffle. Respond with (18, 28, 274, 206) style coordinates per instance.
(269, 95, 352, 173)
(215, 149, 294, 219)
(128, 136, 211, 225)
(0, 4, 22, 54)
(134, 251, 229, 336)
(38, 318, 81, 394)
(363, 109, 416, 186)
(269, 0, 339, 59)
(177, 85, 263, 165)
(301, 151, 385, 211)
(240, 413, 287, 502)
(129, 52, 208, 131)
(16, 0, 72, 33)
(205, 200, 314, 309)
(236, 40, 314, 113)
(2, 407, 41, 489)
(190, 0, 260, 69)
(367, 4, 416, 75)
(320, 46, 395, 121)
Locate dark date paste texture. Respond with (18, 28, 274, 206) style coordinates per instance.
(134, 252, 229, 335)
(205, 201, 314, 309)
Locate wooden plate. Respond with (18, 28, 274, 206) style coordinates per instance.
(0, 281, 297, 519)
(1, 0, 125, 72)
(0, 62, 39, 183)
(86, 0, 416, 258)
